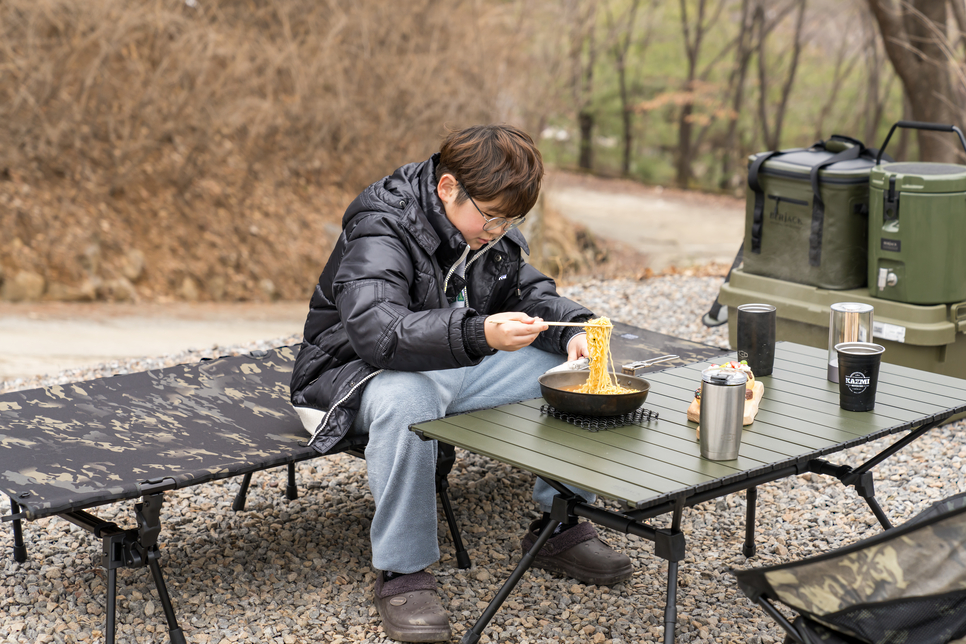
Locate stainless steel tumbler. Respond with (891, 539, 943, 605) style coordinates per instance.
(699, 366, 747, 461)
(827, 302, 874, 383)
(736, 303, 777, 376)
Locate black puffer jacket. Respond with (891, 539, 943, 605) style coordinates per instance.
(290, 155, 592, 453)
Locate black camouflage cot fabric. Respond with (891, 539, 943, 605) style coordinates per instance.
(609, 321, 728, 369)
(735, 497, 966, 644)
(0, 346, 314, 520)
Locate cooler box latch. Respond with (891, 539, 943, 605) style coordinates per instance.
(952, 302, 966, 334)
(884, 175, 900, 223)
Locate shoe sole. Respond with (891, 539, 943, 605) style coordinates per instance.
(382, 625, 452, 643)
(532, 554, 634, 586)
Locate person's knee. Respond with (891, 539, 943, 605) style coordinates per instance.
(363, 371, 446, 422)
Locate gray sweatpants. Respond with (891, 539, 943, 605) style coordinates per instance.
(349, 345, 596, 574)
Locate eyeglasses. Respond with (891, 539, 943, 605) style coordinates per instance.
(459, 182, 525, 232)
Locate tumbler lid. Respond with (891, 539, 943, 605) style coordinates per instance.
(830, 302, 874, 314)
(701, 366, 748, 386)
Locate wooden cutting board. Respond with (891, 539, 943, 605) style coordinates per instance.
(688, 380, 764, 427)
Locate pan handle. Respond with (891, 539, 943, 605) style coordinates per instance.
(544, 357, 590, 374)
(621, 354, 679, 375)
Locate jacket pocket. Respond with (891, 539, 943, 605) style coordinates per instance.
(412, 268, 438, 308)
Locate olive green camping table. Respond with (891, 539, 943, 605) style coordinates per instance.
(411, 341, 966, 644)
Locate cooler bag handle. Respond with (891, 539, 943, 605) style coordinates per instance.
(825, 133, 865, 150)
(701, 242, 744, 328)
(807, 139, 866, 267)
(875, 120, 966, 165)
(747, 150, 795, 254)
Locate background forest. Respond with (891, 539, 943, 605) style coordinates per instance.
(1, 0, 964, 303)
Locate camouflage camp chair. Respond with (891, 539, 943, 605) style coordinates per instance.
(733, 491, 966, 644)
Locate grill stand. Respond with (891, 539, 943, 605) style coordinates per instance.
(539, 404, 659, 431)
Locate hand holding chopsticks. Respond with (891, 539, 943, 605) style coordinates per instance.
(490, 320, 607, 327)
(483, 314, 601, 356)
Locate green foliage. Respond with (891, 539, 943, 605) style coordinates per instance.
(538, 0, 907, 191)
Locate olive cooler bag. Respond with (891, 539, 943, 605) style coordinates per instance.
(743, 135, 886, 290)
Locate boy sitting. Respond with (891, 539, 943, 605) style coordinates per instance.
(290, 124, 632, 641)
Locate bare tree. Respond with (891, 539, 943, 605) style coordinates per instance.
(857, 8, 896, 147)
(950, 0, 966, 56)
(865, 0, 961, 161)
(676, 0, 727, 187)
(563, 0, 600, 171)
(756, 0, 807, 151)
(718, 0, 755, 189)
(605, 0, 647, 176)
(813, 14, 861, 140)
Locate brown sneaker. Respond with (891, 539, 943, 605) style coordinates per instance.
(521, 520, 633, 586)
(373, 571, 452, 642)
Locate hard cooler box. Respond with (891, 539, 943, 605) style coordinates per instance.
(719, 268, 966, 380)
(868, 162, 966, 305)
(744, 139, 879, 290)
(867, 121, 966, 305)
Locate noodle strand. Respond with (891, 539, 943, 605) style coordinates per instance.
(576, 317, 637, 395)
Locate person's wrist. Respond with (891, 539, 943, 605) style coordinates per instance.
(463, 315, 496, 358)
(566, 331, 587, 354)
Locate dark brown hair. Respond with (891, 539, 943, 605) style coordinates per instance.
(435, 124, 544, 219)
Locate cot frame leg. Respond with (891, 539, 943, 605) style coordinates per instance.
(231, 473, 254, 511)
(231, 461, 299, 512)
(60, 478, 187, 644)
(8, 496, 27, 562)
(286, 462, 298, 500)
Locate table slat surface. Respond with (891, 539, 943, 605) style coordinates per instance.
(413, 342, 966, 509)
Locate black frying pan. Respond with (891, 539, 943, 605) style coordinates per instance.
(538, 371, 650, 417)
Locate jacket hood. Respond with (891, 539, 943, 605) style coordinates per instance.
(341, 158, 440, 256)
(340, 155, 528, 265)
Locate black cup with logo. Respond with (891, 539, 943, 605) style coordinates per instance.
(736, 303, 777, 376)
(835, 342, 885, 411)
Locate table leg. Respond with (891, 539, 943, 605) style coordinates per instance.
(837, 414, 948, 530)
(662, 501, 685, 644)
(664, 561, 681, 644)
(743, 486, 757, 558)
(852, 472, 892, 530)
(460, 517, 560, 644)
(436, 475, 471, 569)
(810, 460, 894, 530)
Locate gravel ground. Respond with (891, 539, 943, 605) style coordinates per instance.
(2, 276, 964, 644)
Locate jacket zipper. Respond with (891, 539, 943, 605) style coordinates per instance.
(312, 234, 509, 447)
(443, 245, 471, 294)
(443, 232, 506, 295)
(308, 368, 384, 446)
